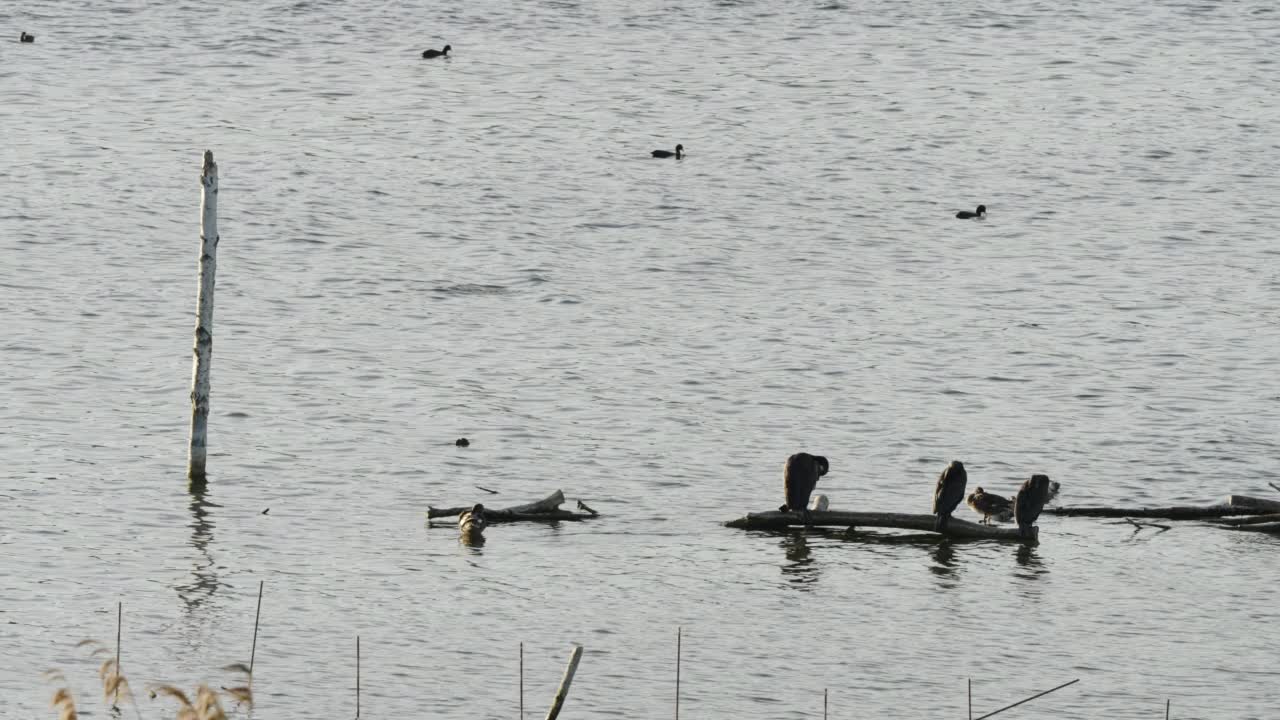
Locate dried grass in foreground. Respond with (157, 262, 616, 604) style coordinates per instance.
(47, 640, 252, 720)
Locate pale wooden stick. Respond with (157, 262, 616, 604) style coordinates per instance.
(544, 645, 584, 720)
(188, 150, 219, 481)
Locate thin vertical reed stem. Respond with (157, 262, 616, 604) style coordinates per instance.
(823, 688, 828, 720)
(520, 642, 525, 720)
(114, 602, 122, 707)
(249, 580, 264, 678)
(675, 627, 682, 720)
(356, 635, 361, 718)
(1166, 699, 1170, 720)
(968, 678, 972, 720)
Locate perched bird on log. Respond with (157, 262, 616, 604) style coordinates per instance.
(422, 44, 451, 58)
(651, 144, 684, 159)
(779, 453, 829, 523)
(1014, 474, 1052, 539)
(459, 503, 487, 537)
(966, 486, 1012, 524)
(932, 460, 968, 532)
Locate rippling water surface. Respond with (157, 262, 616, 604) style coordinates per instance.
(3, 0, 1280, 717)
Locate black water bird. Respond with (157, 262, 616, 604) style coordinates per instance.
(459, 503, 487, 536)
(932, 460, 968, 532)
(779, 452, 829, 524)
(955, 204, 986, 219)
(422, 44, 451, 59)
(455, 437, 470, 447)
(20, 32, 35, 43)
(1014, 474, 1052, 539)
(651, 144, 683, 159)
(966, 486, 1012, 524)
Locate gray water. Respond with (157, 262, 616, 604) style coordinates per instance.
(3, 0, 1280, 717)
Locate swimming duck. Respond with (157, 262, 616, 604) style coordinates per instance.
(455, 437, 470, 447)
(20, 32, 35, 43)
(966, 487, 1013, 524)
(955, 204, 986, 219)
(651, 144, 683, 159)
(459, 503, 487, 536)
(422, 44, 451, 59)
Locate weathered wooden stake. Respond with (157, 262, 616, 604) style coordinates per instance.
(356, 635, 361, 718)
(675, 627, 682, 720)
(187, 150, 219, 481)
(544, 645, 584, 720)
(114, 602, 122, 707)
(249, 580, 264, 678)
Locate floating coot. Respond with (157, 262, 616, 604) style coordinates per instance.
(20, 32, 36, 43)
(651, 144, 684, 159)
(956, 204, 986, 219)
(422, 44, 451, 59)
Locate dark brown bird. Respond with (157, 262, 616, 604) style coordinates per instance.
(932, 460, 968, 532)
(1014, 474, 1052, 539)
(779, 452, 829, 523)
(422, 44, 451, 59)
(20, 32, 35, 43)
(955, 204, 986, 219)
(966, 486, 1012, 524)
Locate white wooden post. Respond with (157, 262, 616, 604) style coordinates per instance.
(188, 150, 218, 481)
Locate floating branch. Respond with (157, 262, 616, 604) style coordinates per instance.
(427, 489, 598, 522)
(724, 510, 1034, 541)
(1047, 504, 1250, 520)
(1210, 513, 1280, 527)
(1117, 518, 1172, 533)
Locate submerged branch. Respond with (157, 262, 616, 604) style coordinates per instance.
(724, 510, 1034, 541)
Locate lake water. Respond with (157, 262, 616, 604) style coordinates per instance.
(2, 0, 1279, 717)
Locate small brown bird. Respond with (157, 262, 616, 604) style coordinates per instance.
(966, 487, 1012, 524)
(459, 503, 487, 536)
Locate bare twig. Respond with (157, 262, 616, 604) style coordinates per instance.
(1269, 482, 1280, 495)
(576, 500, 599, 516)
(475, 486, 500, 495)
(973, 678, 1080, 720)
(249, 581, 264, 678)
(1124, 518, 1172, 532)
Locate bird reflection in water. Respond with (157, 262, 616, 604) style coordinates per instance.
(176, 477, 223, 612)
(780, 531, 820, 589)
(1014, 542, 1047, 578)
(929, 540, 959, 580)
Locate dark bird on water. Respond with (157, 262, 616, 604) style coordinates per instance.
(779, 452, 829, 523)
(20, 32, 35, 43)
(422, 44, 451, 59)
(455, 437, 470, 447)
(459, 503, 487, 536)
(652, 144, 683, 159)
(966, 486, 1012, 524)
(1014, 474, 1052, 539)
(955, 204, 986, 219)
(932, 460, 968, 532)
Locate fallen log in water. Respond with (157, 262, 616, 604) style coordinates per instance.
(724, 510, 1034, 541)
(1046, 494, 1280, 520)
(426, 489, 598, 522)
(1210, 513, 1280, 527)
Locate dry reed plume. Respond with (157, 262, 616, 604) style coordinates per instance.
(47, 640, 252, 720)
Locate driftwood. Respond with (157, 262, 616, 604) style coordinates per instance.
(1210, 513, 1280, 526)
(1047, 495, 1280, 521)
(1223, 522, 1280, 534)
(426, 489, 597, 522)
(724, 510, 1035, 541)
